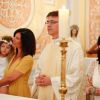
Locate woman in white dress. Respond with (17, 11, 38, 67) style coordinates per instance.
(86, 36, 100, 100)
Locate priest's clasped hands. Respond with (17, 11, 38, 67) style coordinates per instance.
(35, 74, 52, 86)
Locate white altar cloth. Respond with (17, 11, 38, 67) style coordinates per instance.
(0, 94, 38, 100)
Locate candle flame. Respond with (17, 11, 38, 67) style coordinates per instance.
(62, 5, 66, 9)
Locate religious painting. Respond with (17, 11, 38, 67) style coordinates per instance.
(35, 24, 52, 59)
(86, 0, 100, 49)
(0, 0, 34, 32)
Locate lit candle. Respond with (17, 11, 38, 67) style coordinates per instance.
(59, 6, 69, 100)
(59, 6, 69, 40)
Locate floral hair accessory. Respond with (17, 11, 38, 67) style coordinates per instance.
(1, 39, 12, 46)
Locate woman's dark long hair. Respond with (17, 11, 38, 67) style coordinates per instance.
(14, 28, 36, 57)
(97, 36, 100, 64)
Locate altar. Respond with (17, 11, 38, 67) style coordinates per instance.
(0, 94, 38, 100)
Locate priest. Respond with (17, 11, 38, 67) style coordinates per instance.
(32, 11, 86, 100)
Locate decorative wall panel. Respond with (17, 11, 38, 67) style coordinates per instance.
(88, 0, 100, 47)
(0, 0, 34, 30)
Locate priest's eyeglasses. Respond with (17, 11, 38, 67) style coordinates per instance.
(45, 21, 58, 25)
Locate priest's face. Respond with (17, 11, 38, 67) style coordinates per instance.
(46, 16, 59, 39)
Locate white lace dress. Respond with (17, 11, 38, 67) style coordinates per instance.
(0, 56, 8, 79)
(93, 63, 100, 100)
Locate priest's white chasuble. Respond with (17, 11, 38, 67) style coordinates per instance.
(32, 38, 85, 100)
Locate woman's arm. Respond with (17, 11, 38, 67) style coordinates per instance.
(0, 70, 23, 87)
(0, 55, 33, 87)
(87, 43, 98, 54)
(95, 88, 100, 96)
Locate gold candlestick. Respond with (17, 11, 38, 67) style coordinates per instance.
(59, 38, 68, 100)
